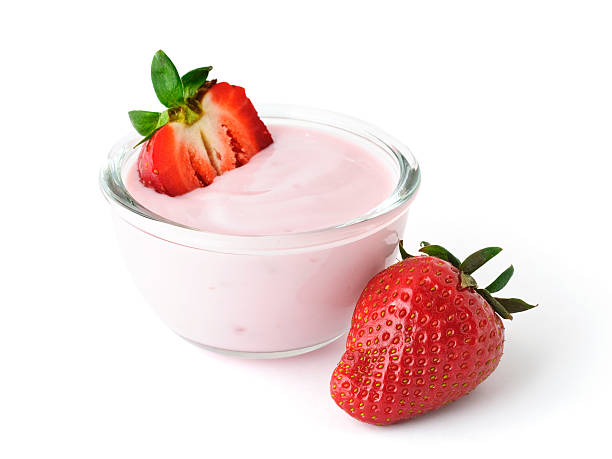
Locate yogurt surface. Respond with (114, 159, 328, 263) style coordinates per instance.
(124, 123, 397, 235)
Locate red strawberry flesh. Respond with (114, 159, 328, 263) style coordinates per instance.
(137, 123, 205, 196)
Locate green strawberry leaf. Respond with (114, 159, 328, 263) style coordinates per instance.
(419, 244, 461, 268)
(151, 50, 184, 108)
(477, 289, 513, 320)
(131, 109, 171, 147)
(157, 109, 170, 128)
(182, 66, 212, 100)
(485, 265, 514, 293)
(128, 110, 161, 136)
(460, 247, 502, 275)
(495, 297, 538, 313)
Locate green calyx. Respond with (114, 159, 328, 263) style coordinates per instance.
(398, 241, 538, 320)
(128, 50, 214, 145)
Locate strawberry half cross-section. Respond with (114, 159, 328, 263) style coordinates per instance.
(129, 50, 273, 196)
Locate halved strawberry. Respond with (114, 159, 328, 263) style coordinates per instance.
(199, 82, 274, 167)
(129, 51, 273, 196)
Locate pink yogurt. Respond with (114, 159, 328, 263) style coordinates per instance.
(125, 124, 397, 235)
(103, 107, 420, 357)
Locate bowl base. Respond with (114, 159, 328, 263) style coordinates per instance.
(179, 332, 346, 359)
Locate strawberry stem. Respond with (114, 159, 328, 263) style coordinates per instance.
(460, 272, 478, 289)
(399, 240, 413, 260)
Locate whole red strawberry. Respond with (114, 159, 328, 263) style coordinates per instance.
(330, 242, 536, 425)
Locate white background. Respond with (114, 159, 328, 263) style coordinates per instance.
(2, 1, 611, 457)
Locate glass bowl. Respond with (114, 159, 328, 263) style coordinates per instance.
(100, 105, 421, 358)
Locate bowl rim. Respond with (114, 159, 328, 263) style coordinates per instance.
(100, 104, 421, 249)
